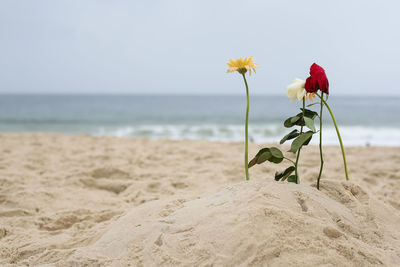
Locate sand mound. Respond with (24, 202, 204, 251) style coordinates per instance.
(1, 135, 399, 266)
(69, 179, 400, 266)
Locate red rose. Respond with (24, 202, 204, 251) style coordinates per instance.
(305, 63, 329, 94)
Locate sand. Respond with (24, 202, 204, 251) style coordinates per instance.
(0, 133, 399, 266)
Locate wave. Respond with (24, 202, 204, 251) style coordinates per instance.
(94, 124, 400, 146)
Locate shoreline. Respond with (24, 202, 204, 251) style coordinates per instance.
(0, 132, 399, 148)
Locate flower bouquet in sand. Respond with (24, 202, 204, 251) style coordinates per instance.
(249, 63, 349, 189)
(227, 57, 257, 180)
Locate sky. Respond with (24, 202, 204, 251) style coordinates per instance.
(0, 0, 399, 95)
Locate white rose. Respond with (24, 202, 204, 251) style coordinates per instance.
(286, 78, 306, 102)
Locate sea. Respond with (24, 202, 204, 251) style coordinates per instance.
(0, 94, 399, 146)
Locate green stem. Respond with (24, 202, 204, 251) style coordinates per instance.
(317, 93, 324, 190)
(294, 98, 306, 184)
(316, 93, 349, 181)
(242, 73, 250, 181)
(284, 157, 296, 165)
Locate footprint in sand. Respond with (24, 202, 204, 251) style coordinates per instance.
(80, 167, 132, 194)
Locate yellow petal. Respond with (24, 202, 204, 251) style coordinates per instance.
(226, 57, 257, 74)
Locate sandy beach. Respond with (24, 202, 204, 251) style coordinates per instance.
(0, 133, 399, 266)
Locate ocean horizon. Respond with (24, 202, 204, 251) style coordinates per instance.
(0, 94, 399, 146)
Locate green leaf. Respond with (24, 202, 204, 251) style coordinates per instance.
(248, 157, 257, 168)
(290, 116, 300, 123)
(269, 147, 283, 159)
(269, 156, 283, 164)
(248, 148, 270, 168)
(257, 151, 272, 164)
(287, 175, 297, 183)
(285, 109, 318, 128)
(248, 147, 284, 167)
(304, 117, 316, 132)
(303, 135, 313, 146)
(300, 108, 319, 119)
(288, 131, 314, 153)
(254, 148, 270, 157)
(275, 166, 295, 181)
(283, 118, 292, 128)
(269, 147, 284, 164)
(280, 130, 299, 144)
(284, 115, 301, 128)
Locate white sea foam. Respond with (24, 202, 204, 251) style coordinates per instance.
(94, 124, 400, 146)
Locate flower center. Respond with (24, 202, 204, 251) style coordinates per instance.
(238, 68, 247, 74)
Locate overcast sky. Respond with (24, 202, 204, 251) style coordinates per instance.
(0, 0, 399, 95)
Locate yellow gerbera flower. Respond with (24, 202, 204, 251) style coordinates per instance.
(227, 57, 257, 75)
